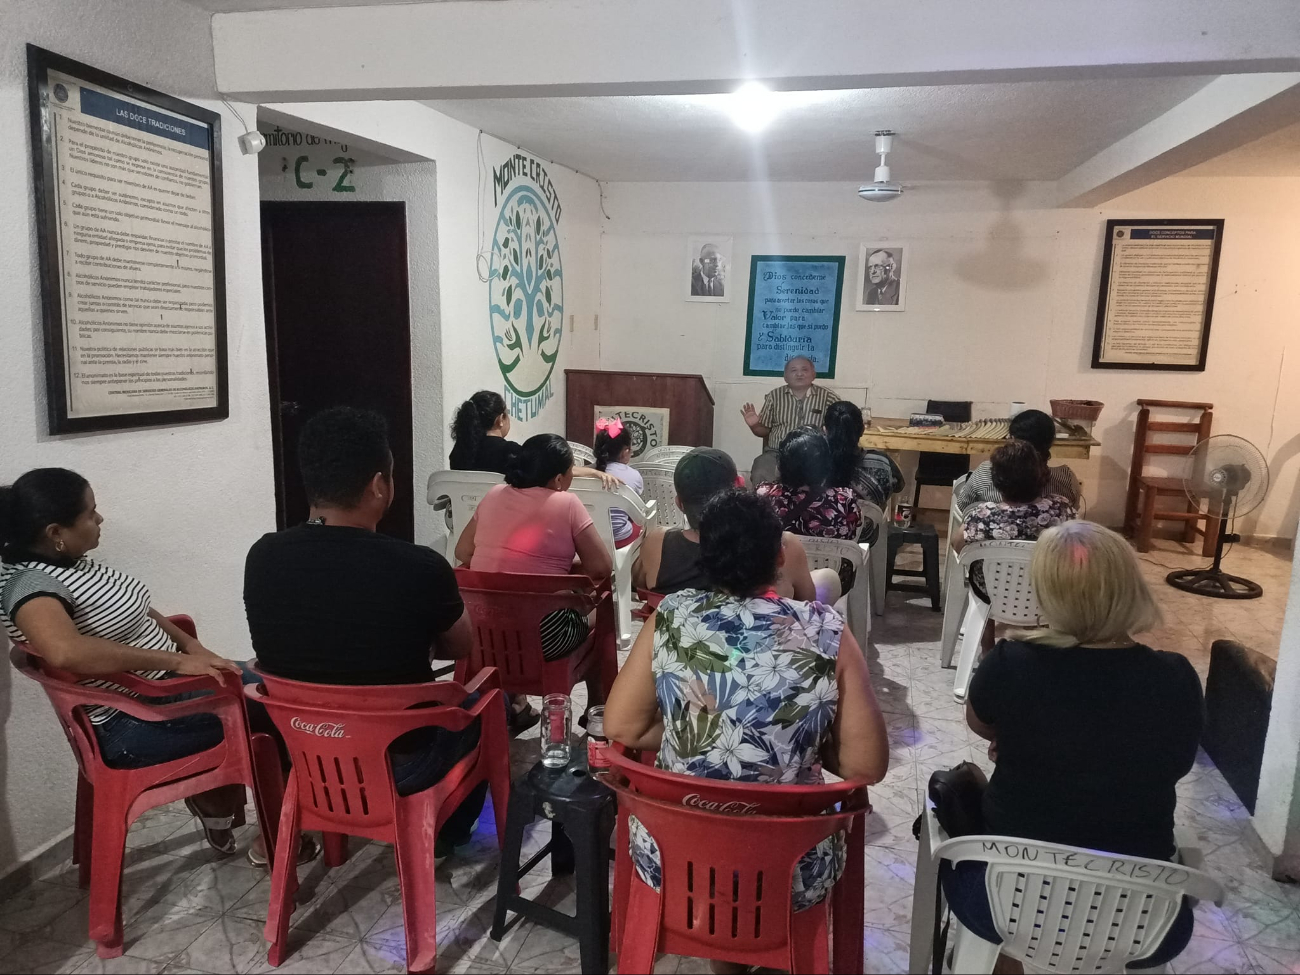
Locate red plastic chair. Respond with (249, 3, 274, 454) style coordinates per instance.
(604, 748, 869, 975)
(246, 667, 510, 973)
(454, 569, 618, 701)
(8, 616, 279, 959)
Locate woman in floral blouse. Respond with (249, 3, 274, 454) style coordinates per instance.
(956, 439, 1077, 600)
(605, 489, 888, 932)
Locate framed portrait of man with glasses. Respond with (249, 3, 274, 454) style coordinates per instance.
(855, 243, 907, 312)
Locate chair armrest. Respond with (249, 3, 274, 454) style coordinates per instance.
(461, 666, 502, 696)
(430, 495, 450, 511)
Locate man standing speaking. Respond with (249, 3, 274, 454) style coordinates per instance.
(741, 355, 840, 483)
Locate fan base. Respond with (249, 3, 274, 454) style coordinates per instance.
(1166, 568, 1263, 600)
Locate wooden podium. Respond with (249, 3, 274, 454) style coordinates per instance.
(565, 369, 714, 447)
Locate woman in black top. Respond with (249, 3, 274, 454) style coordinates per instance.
(449, 391, 520, 474)
(947, 520, 1204, 967)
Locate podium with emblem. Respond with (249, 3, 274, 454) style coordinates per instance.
(564, 369, 714, 456)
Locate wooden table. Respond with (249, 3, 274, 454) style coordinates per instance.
(859, 417, 1099, 459)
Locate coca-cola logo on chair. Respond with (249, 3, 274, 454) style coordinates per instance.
(290, 717, 349, 738)
(682, 793, 761, 815)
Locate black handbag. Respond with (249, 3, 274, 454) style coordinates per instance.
(913, 761, 989, 974)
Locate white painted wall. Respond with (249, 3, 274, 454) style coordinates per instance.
(261, 102, 604, 547)
(0, 0, 274, 875)
(596, 178, 1300, 540)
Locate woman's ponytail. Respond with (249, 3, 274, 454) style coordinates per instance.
(450, 391, 507, 466)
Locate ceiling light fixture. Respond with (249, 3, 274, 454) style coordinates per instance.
(727, 82, 779, 132)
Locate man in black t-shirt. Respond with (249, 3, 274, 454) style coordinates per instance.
(245, 407, 484, 857)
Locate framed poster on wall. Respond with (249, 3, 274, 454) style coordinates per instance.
(743, 255, 845, 378)
(855, 242, 907, 311)
(1091, 218, 1223, 372)
(27, 45, 228, 433)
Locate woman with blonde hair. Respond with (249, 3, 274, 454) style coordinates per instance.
(948, 521, 1204, 968)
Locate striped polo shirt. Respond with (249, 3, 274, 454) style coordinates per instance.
(953, 461, 1082, 513)
(1, 553, 178, 724)
(759, 383, 842, 450)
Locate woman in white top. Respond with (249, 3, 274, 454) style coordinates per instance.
(593, 417, 644, 548)
(0, 468, 247, 854)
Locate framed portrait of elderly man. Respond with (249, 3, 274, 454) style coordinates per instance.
(685, 235, 732, 302)
(856, 243, 907, 312)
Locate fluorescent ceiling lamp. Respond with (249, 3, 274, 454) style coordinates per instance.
(728, 82, 779, 132)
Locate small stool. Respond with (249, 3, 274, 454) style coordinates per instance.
(886, 523, 941, 611)
(491, 752, 616, 973)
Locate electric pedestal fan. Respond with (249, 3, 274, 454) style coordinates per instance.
(1166, 434, 1270, 599)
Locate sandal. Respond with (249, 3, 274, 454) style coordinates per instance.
(184, 797, 237, 856)
(246, 834, 322, 868)
(508, 699, 541, 735)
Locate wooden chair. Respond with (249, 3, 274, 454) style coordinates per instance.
(1123, 399, 1220, 555)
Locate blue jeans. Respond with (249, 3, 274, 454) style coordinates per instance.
(940, 860, 1195, 969)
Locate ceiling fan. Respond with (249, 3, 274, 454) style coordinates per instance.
(858, 131, 905, 203)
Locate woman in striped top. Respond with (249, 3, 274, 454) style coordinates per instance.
(0, 469, 246, 854)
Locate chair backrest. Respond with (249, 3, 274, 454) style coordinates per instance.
(935, 833, 1225, 974)
(637, 464, 687, 531)
(799, 536, 865, 575)
(454, 569, 609, 686)
(1130, 399, 1213, 476)
(246, 674, 493, 832)
(857, 499, 887, 543)
(960, 540, 1042, 625)
(568, 482, 657, 550)
(638, 445, 694, 468)
(605, 751, 863, 958)
(948, 473, 971, 543)
(426, 470, 502, 536)
(918, 400, 973, 476)
(568, 441, 596, 466)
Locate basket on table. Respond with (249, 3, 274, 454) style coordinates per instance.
(1050, 399, 1103, 422)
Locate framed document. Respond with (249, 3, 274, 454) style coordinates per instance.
(1091, 218, 1223, 372)
(743, 255, 845, 379)
(28, 46, 228, 433)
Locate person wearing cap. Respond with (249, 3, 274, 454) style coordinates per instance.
(741, 355, 841, 485)
(632, 447, 830, 602)
(954, 408, 1081, 513)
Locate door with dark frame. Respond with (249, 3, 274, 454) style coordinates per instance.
(261, 201, 414, 541)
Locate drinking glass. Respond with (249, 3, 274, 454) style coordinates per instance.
(541, 693, 572, 768)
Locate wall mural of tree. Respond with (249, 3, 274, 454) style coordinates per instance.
(489, 185, 564, 400)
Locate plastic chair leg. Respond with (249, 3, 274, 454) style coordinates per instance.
(948, 917, 1001, 974)
(870, 540, 886, 617)
(484, 720, 512, 848)
(847, 573, 870, 650)
(394, 800, 444, 974)
(87, 786, 131, 957)
(265, 778, 303, 967)
(249, 733, 284, 865)
(952, 599, 989, 703)
(909, 809, 942, 975)
(323, 833, 349, 868)
(940, 576, 967, 669)
(74, 773, 93, 889)
(790, 901, 831, 974)
(610, 811, 631, 957)
(616, 878, 662, 974)
(491, 781, 534, 940)
(614, 564, 635, 650)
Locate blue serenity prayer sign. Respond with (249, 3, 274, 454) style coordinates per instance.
(744, 255, 845, 378)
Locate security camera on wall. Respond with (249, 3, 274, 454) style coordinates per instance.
(238, 130, 266, 155)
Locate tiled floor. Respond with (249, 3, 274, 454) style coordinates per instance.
(1, 541, 1296, 974)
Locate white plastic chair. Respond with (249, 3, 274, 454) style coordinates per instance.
(940, 473, 972, 667)
(568, 441, 596, 467)
(910, 802, 1224, 975)
(951, 540, 1040, 703)
(636, 445, 694, 468)
(799, 536, 869, 648)
(426, 470, 503, 557)
(637, 463, 687, 531)
(568, 481, 657, 649)
(857, 500, 888, 619)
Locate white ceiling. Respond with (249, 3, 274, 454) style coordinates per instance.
(187, 0, 471, 9)
(423, 78, 1217, 182)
